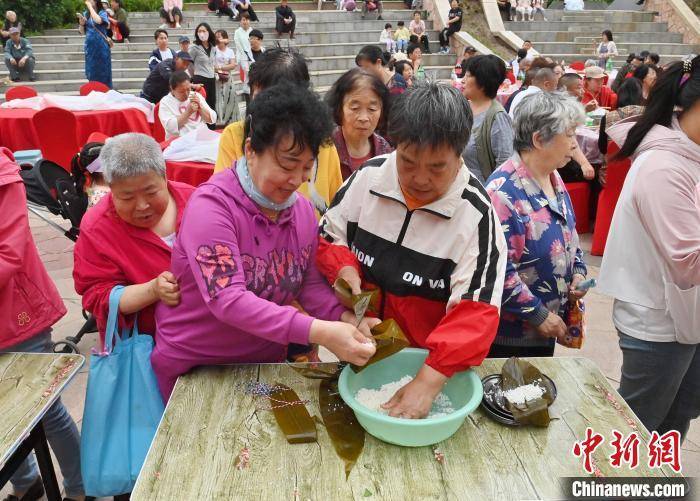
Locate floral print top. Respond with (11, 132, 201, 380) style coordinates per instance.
(486, 154, 587, 346)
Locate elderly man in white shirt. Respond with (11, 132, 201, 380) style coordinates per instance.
(508, 66, 557, 119)
(158, 70, 216, 140)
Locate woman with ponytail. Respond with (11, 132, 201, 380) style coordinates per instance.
(71, 135, 110, 208)
(599, 56, 700, 441)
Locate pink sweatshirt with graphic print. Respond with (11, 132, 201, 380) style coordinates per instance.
(152, 167, 346, 400)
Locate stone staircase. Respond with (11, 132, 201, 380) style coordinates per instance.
(505, 9, 699, 66)
(0, 2, 456, 100)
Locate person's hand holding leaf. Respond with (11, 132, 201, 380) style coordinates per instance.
(341, 311, 382, 338)
(336, 265, 362, 298)
(309, 319, 376, 366)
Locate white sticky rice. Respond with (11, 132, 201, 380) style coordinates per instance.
(354, 375, 456, 418)
(502, 383, 545, 405)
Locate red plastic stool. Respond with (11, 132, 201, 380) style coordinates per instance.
(564, 182, 591, 234)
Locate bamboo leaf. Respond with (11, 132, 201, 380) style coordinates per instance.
(269, 383, 317, 444)
(501, 358, 552, 427)
(351, 319, 410, 373)
(288, 362, 342, 380)
(319, 379, 365, 479)
(333, 278, 380, 317)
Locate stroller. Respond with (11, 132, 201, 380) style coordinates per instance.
(19, 154, 95, 355)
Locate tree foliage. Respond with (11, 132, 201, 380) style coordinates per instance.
(0, 0, 163, 32)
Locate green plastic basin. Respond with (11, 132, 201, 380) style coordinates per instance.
(338, 348, 483, 447)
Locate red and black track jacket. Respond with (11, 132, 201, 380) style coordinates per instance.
(317, 153, 507, 377)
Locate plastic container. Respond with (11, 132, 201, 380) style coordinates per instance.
(13, 149, 42, 168)
(338, 348, 483, 447)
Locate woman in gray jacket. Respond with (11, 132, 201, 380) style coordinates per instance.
(190, 22, 217, 120)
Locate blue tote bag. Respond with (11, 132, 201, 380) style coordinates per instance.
(80, 285, 165, 497)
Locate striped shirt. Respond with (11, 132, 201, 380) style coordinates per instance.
(317, 152, 507, 376)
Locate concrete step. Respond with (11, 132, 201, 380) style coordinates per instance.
(507, 10, 654, 22)
(22, 39, 443, 58)
(123, 18, 426, 33)
(515, 31, 684, 44)
(1, 53, 453, 76)
(41, 24, 436, 37)
(44, 20, 435, 38)
(505, 21, 669, 33)
(182, 0, 409, 9)
(531, 41, 699, 56)
(28, 28, 439, 46)
(570, 33, 684, 44)
(560, 15, 605, 23)
(0, 65, 452, 94)
(545, 53, 690, 64)
(125, 9, 413, 20)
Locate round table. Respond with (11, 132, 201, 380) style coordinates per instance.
(166, 160, 215, 187)
(0, 108, 152, 152)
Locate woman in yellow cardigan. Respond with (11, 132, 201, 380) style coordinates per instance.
(215, 48, 343, 215)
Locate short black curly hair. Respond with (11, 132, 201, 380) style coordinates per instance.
(244, 83, 333, 157)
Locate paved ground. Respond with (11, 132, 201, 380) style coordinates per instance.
(2, 210, 698, 499)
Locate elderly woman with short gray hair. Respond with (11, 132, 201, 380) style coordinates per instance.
(73, 132, 195, 343)
(485, 91, 590, 358)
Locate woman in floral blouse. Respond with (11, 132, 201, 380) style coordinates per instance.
(485, 91, 590, 357)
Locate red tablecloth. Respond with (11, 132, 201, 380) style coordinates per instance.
(166, 160, 214, 187)
(0, 108, 152, 151)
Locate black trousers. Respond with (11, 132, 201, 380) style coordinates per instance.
(486, 343, 555, 358)
(439, 24, 459, 47)
(118, 22, 130, 40)
(418, 34, 429, 52)
(219, 5, 236, 17)
(237, 4, 259, 21)
(208, 0, 235, 17)
(159, 7, 183, 22)
(276, 16, 296, 34)
(110, 21, 130, 41)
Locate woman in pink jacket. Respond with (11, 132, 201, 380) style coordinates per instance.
(0, 148, 85, 500)
(599, 55, 700, 442)
(152, 84, 378, 400)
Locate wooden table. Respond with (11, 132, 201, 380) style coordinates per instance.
(0, 353, 84, 501)
(132, 357, 682, 500)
